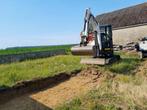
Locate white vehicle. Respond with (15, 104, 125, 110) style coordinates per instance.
(136, 37, 147, 59)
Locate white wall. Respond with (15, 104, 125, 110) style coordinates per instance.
(113, 25, 147, 45)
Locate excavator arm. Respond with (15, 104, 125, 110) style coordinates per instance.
(80, 9, 102, 57)
(71, 8, 114, 58)
(80, 9, 99, 46)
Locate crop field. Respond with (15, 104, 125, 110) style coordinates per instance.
(0, 44, 73, 55)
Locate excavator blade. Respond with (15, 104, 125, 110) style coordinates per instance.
(80, 55, 120, 65)
(80, 58, 106, 65)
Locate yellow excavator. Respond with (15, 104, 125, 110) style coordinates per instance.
(71, 9, 120, 65)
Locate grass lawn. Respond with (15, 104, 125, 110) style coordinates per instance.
(0, 55, 83, 87)
(0, 44, 73, 55)
(0, 51, 140, 88)
(106, 51, 140, 74)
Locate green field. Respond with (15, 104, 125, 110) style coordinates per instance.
(0, 44, 73, 55)
(0, 55, 83, 87)
(0, 51, 140, 88)
(1, 50, 146, 109)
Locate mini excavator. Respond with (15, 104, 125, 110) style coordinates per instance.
(71, 9, 120, 65)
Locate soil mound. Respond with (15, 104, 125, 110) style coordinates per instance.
(79, 67, 102, 82)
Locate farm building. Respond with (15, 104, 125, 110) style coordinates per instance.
(96, 2, 147, 45)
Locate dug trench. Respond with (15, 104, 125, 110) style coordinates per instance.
(0, 67, 104, 110)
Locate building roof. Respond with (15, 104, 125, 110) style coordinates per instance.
(96, 2, 147, 28)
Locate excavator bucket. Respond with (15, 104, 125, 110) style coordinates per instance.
(71, 45, 93, 55)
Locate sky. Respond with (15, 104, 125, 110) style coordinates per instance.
(0, 0, 146, 49)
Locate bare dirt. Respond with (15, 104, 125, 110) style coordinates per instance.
(0, 68, 103, 110)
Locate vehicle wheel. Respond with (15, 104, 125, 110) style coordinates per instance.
(139, 52, 144, 59)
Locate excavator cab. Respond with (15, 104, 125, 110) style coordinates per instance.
(93, 25, 113, 58)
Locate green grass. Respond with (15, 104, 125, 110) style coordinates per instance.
(106, 51, 140, 74)
(0, 51, 140, 88)
(0, 55, 82, 87)
(0, 44, 73, 55)
(56, 98, 82, 110)
(56, 97, 119, 110)
(56, 83, 133, 110)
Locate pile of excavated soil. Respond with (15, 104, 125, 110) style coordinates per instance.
(79, 67, 102, 82)
(0, 67, 103, 110)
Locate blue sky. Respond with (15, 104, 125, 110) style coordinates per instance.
(0, 0, 146, 49)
